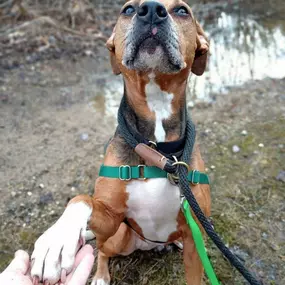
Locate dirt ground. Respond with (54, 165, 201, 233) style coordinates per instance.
(1, 1, 285, 285)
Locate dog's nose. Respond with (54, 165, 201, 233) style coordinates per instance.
(137, 1, 168, 24)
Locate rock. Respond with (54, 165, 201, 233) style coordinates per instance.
(276, 170, 285, 183)
(49, 35, 56, 45)
(248, 212, 255, 218)
(84, 50, 93, 57)
(241, 130, 248, 136)
(39, 192, 54, 205)
(232, 145, 240, 153)
(39, 183, 44, 189)
(80, 133, 89, 141)
(27, 191, 32, 196)
(262, 232, 268, 239)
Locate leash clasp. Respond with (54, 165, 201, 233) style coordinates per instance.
(167, 161, 190, 185)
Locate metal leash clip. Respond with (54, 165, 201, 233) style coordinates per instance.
(167, 156, 190, 185)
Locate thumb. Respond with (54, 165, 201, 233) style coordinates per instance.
(3, 250, 30, 275)
(67, 253, 94, 285)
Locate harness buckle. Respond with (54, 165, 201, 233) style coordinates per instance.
(190, 169, 200, 185)
(138, 165, 146, 180)
(119, 165, 131, 181)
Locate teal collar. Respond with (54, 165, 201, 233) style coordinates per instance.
(99, 164, 209, 185)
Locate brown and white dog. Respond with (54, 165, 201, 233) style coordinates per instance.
(31, 1, 211, 284)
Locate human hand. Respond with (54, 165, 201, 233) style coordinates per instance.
(0, 245, 95, 285)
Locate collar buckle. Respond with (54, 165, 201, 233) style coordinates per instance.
(190, 169, 200, 185)
(119, 165, 132, 181)
(138, 165, 146, 180)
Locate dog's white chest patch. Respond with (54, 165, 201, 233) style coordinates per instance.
(126, 178, 180, 242)
(145, 79, 173, 142)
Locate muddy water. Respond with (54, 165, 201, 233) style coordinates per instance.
(91, 5, 285, 116)
(190, 11, 285, 102)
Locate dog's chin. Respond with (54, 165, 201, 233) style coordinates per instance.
(123, 39, 185, 74)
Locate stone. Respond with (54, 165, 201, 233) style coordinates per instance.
(248, 212, 255, 218)
(39, 192, 54, 205)
(80, 133, 89, 141)
(276, 170, 285, 183)
(232, 145, 240, 153)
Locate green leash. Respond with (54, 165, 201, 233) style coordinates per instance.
(99, 164, 219, 284)
(182, 198, 220, 285)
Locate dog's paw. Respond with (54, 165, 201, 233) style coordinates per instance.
(31, 202, 92, 284)
(91, 278, 110, 285)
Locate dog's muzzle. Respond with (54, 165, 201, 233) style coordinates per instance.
(123, 1, 185, 73)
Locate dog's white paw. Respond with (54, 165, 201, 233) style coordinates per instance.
(31, 202, 92, 284)
(91, 278, 110, 285)
(84, 229, 96, 241)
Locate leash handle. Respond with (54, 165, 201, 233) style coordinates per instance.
(182, 198, 220, 285)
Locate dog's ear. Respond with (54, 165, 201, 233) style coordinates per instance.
(106, 27, 121, 75)
(191, 20, 209, 76)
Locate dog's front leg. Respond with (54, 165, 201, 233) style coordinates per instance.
(30, 194, 123, 285)
(31, 196, 93, 284)
(182, 224, 204, 285)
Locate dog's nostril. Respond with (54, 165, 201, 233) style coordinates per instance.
(137, 1, 168, 23)
(156, 6, 167, 18)
(138, 5, 148, 17)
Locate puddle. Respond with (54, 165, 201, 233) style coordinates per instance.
(190, 11, 285, 102)
(87, 74, 124, 118)
(88, 76, 123, 117)
(88, 6, 285, 116)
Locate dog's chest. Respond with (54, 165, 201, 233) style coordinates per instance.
(126, 178, 180, 242)
(145, 79, 173, 142)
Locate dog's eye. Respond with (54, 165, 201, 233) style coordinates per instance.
(122, 5, 136, 16)
(175, 6, 189, 16)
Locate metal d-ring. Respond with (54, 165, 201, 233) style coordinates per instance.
(167, 161, 190, 184)
(148, 141, 157, 148)
(172, 161, 190, 171)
